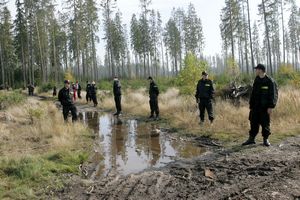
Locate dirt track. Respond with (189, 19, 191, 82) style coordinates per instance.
(54, 134, 300, 200)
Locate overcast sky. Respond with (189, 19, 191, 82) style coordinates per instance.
(6, 0, 300, 58)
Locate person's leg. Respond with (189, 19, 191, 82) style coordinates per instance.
(199, 99, 206, 123)
(70, 105, 78, 122)
(149, 98, 154, 117)
(117, 96, 122, 114)
(243, 110, 260, 145)
(261, 110, 271, 146)
(93, 95, 98, 106)
(206, 100, 214, 123)
(63, 106, 69, 122)
(154, 97, 159, 117)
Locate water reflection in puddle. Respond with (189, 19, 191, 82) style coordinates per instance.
(78, 112, 204, 177)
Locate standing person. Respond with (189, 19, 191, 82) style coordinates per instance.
(76, 81, 82, 99)
(90, 81, 98, 107)
(53, 86, 57, 96)
(148, 77, 160, 119)
(58, 80, 78, 122)
(195, 71, 215, 125)
(113, 76, 122, 116)
(242, 64, 278, 147)
(72, 83, 77, 101)
(86, 81, 91, 103)
(27, 84, 35, 96)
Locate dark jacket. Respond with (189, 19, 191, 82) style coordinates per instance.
(58, 87, 73, 106)
(113, 80, 122, 96)
(195, 79, 214, 99)
(149, 82, 159, 98)
(90, 85, 97, 95)
(250, 75, 277, 110)
(86, 83, 91, 94)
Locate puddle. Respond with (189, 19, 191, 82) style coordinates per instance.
(78, 112, 204, 177)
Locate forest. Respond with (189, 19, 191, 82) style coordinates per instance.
(0, 0, 299, 88)
(1, 1, 300, 199)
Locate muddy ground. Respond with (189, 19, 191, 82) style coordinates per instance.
(48, 101, 300, 200)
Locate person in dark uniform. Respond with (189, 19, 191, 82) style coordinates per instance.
(27, 84, 35, 96)
(90, 81, 98, 107)
(195, 71, 215, 124)
(76, 81, 82, 99)
(113, 76, 122, 116)
(53, 86, 57, 96)
(148, 76, 159, 119)
(86, 81, 91, 103)
(58, 80, 78, 122)
(242, 64, 278, 147)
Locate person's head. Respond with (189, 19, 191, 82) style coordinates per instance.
(114, 76, 118, 81)
(64, 80, 70, 88)
(76, 80, 78, 83)
(92, 81, 96, 85)
(254, 64, 266, 76)
(201, 71, 208, 80)
(148, 76, 153, 83)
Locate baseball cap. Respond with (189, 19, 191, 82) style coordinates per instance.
(254, 64, 266, 72)
(202, 71, 208, 76)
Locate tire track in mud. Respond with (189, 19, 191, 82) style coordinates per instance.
(82, 137, 300, 200)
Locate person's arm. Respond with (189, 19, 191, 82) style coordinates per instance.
(268, 79, 277, 109)
(195, 81, 200, 99)
(210, 80, 215, 99)
(58, 90, 63, 103)
(249, 82, 255, 109)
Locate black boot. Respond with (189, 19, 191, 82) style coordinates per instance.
(263, 138, 271, 147)
(149, 115, 154, 119)
(242, 136, 256, 146)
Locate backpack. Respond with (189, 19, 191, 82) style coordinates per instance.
(269, 76, 278, 108)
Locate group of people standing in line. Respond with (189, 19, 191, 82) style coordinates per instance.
(58, 63, 278, 147)
(57, 76, 160, 122)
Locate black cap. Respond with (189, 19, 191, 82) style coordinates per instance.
(202, 71, 208, 76)
(254, 64, 266, 72)
(148, 76, 153, 80)
(64, 80, 70, 84)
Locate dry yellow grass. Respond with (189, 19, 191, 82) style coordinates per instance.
(0, 97, 90, 158)
(100, 86, 300, 142)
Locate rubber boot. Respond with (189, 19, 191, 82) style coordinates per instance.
(242, 136, 256, 146)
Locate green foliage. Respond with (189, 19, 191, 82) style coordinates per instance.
(0, 151, 89, 199)
(64, 70, 75, 83)
(97, 78, 176, 93)
(37, 82, 56, 93)
(27, 108, 44, 123)
(0, 91, 25, 110)
(275, 64, 300, 87)
(176, 53, 208, 95)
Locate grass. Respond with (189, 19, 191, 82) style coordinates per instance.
(0, 91, 25, 110)
(100, 86, 300, 144)
(98, 78, 176, 93)
(0, 97, 93, 199)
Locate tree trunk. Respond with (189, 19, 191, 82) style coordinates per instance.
(229, 1, 235, 61)
(280, 0, 285, 64)
(262, 0, 273, 74)
(246, 0, 255, 70)
(0, 44, 4, 85)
